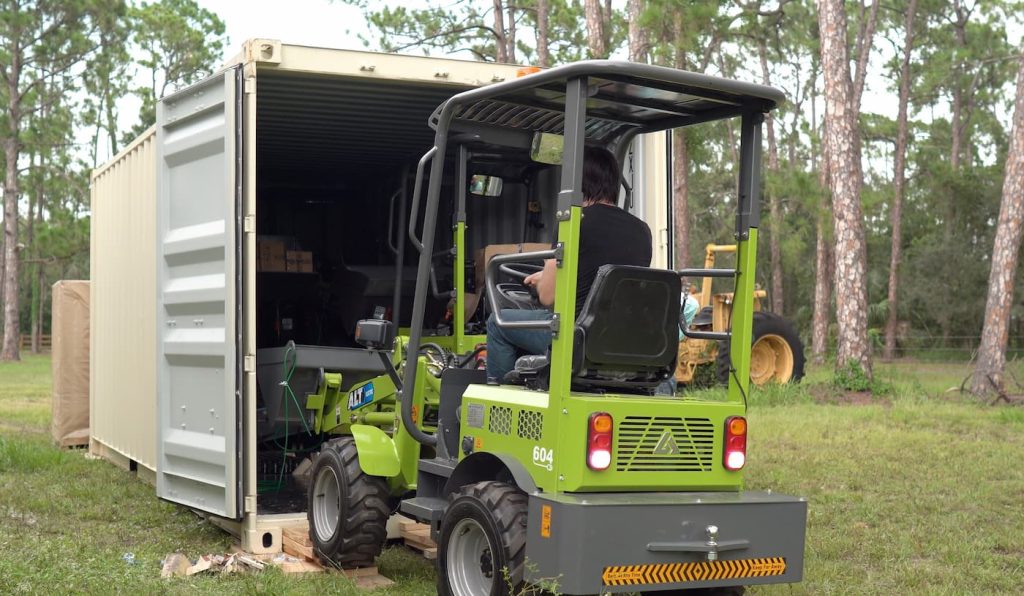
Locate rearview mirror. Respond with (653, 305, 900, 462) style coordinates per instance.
(530, 132, 563, 164)
(469, 174, 503, 197)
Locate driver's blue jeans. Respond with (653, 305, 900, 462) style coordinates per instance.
(485, 309, 554, 381)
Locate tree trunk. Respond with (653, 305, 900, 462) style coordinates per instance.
(27, 152, 38, 354)
(1, 42, 22, 361)
(883, 0, 917, 361)
(627, 0, 646, 63)
(671, 17, 689, 269)
(851, 0, 879, 110)
(535, 0, 550, 67)
(972, 49, 1024, 396)
(673, 130, 690, 269)
(506, 3, 517, 62)
(758, 40, 785, 315)
(812, 116, 832, 365)
(584, 0, 607, 58)
(818, 0, 872, 377)
(492, 0, 508, 63)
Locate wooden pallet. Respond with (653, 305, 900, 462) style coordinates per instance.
(399, 520, 438, 560)
(236, 524, 395, 588)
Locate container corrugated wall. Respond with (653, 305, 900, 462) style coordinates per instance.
(90, 128, 158, 473)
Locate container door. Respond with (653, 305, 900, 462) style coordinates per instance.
(155, 67, 243, 519)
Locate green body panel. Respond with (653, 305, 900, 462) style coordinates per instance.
(350, 424, 401, 477)
(305, 338, 442, 493)
(726, 229, 758, 404)
(460, 384, 744, 493)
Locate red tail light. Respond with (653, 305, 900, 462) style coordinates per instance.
(724, 416, 747, 471)
(587, 412, 613, 471)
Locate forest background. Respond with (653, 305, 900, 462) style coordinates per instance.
(1, 0, 1023, 395)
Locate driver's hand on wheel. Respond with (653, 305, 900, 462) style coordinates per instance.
(523, 271, 543, 286)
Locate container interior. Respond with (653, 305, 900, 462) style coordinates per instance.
(252, 69, 562, 513)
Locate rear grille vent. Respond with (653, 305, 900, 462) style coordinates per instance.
(616, 416, 714, 472)
(489, 406, 512, 435)
(517, 410, 543, 441)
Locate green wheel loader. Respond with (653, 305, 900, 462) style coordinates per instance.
(301, 61, 807, 595)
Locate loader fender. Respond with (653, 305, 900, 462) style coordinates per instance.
(350, 424, 401, 477)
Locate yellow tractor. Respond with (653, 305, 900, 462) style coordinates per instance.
(677, 244, 805, 386)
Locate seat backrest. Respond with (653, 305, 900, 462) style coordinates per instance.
(572, 265, 681, 388)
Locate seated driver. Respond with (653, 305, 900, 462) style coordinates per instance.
(485, 146, 653, 381)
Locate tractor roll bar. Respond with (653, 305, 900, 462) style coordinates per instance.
(677, 267, 733, 342)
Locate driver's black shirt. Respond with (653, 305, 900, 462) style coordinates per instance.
(570, 203, 652, 316)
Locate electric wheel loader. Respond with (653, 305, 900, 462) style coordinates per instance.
(301, 61, 808, 595)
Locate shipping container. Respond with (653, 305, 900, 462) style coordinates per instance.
(89, 39, 671, 553)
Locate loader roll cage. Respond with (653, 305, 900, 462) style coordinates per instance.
(399, 60, 786, 447)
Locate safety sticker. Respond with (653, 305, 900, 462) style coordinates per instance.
(601, 558, 787, 586)
(540, 505, 552, 538)
(348, 383, 375, 410)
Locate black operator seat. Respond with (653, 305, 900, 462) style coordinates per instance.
(507, 265, 680, 394)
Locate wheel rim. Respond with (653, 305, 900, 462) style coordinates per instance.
(446, 517, 496, 596)
(312, 465, 341, 543)
(750, 333, 794, 385)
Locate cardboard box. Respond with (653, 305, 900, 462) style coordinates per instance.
(286, 250, 314, 273)
(258, 238, 287, 272)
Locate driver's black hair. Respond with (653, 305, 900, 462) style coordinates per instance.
(582, 146, 620, 205)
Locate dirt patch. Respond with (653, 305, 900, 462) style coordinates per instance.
(809, 384, 889, 406)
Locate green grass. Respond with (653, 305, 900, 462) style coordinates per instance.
(2, 354, 1022, 594)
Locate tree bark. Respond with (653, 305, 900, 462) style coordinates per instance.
(758, 40, 785, 315)
(27, 151, 38, 354)
(627, 0, 646, 63)
(506, 3, 517, 63)
(673, 129, 690, 268)
(671, 16, 689, 269)
(584, 0, 607, 58)
(492, 0, 508, 63)
(535, 0, 550, 67)
(812, 115, 832, 365)
(818, 0, 872, 377)
(972, 49, 1024, 396)
(1, 39, 22, 361)
(883, 0, 917, 361)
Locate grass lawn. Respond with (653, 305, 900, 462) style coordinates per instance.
(1, 354, 1022, 594)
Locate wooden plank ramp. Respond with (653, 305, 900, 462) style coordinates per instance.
(399, 520, 437, 560)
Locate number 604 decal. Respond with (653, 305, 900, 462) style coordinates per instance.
(532, 446, 554, 471)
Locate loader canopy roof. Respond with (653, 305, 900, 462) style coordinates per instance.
(435, 60, 786, 145)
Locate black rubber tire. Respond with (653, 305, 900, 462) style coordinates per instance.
(717, 312, 806, 386)
(306, 437, 390, 568)
(436, 481, 529, 596)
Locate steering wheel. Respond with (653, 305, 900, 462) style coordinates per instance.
(494, 262, 543, 310)
(498, 262, 542, 282)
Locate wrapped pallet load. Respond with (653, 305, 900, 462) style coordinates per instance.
(51, 280, 90, 447)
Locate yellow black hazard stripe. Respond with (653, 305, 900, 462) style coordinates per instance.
(602, 557, 787, 586)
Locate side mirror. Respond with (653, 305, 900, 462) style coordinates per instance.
(469, 174, 504, 197)
(355, 319, 394, 350)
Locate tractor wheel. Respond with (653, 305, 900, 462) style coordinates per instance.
(717, 312, 805, 386)
(437, 481, 528, 596)
(307, 437, 389, 568)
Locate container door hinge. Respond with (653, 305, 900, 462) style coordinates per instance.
(243, 214, 255, 234)
(243, 355, 255, 372)
(244, 496, 257, 513)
